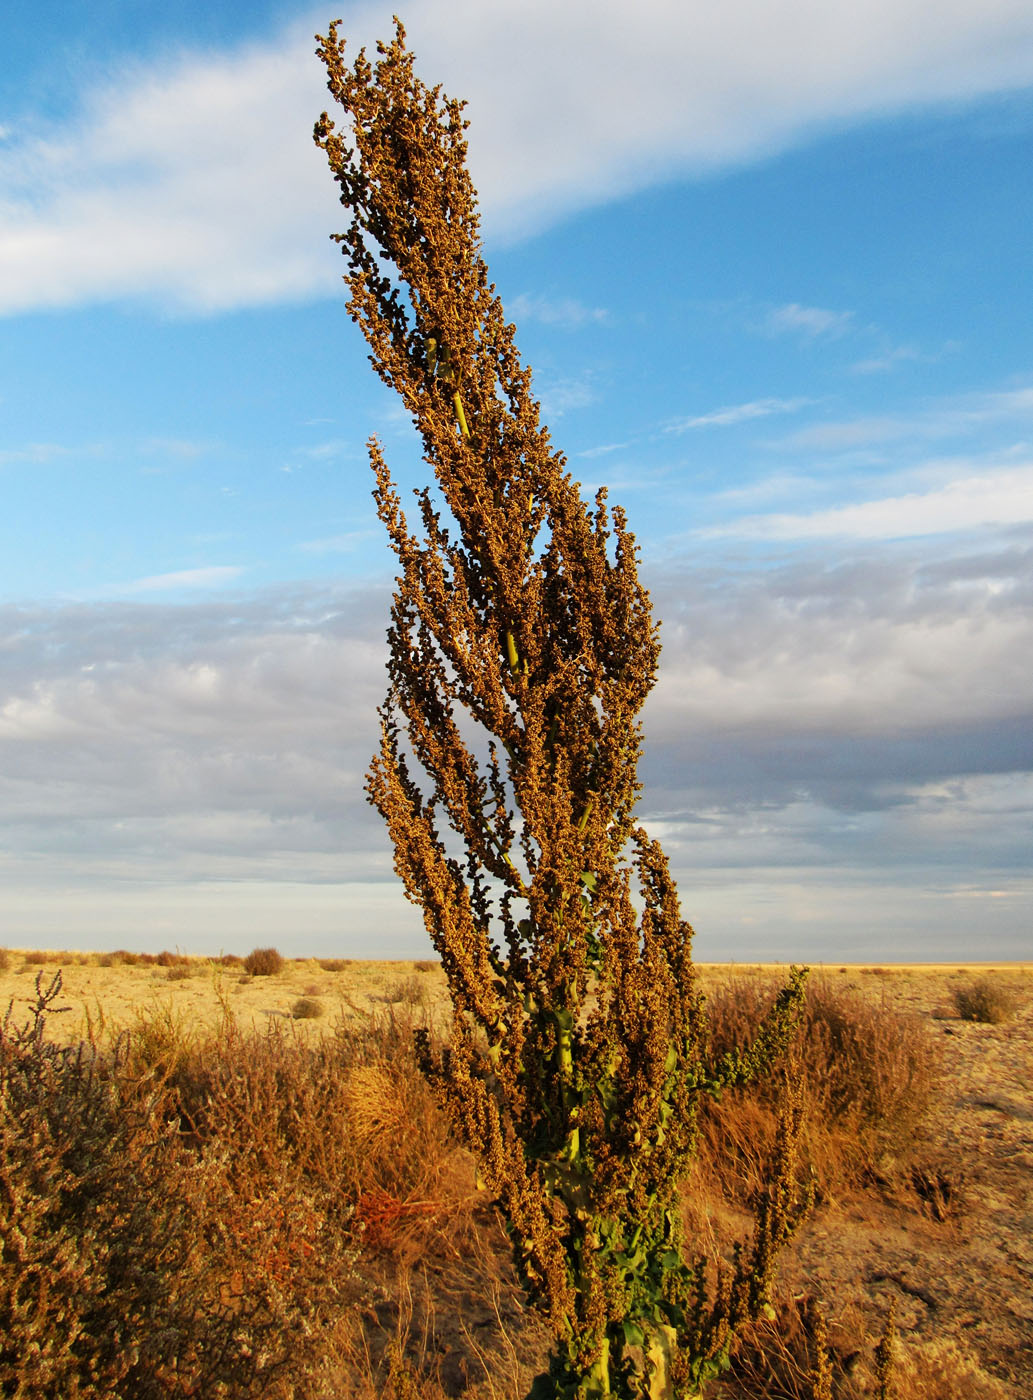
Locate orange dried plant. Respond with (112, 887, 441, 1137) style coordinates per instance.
(315, 21, 808, 1398)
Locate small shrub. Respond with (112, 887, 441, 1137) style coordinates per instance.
(155, 950, 189, 968)
(413, 959, 438, 973)
(292, 997, 325, 1020)
(698, 974, 942, 1200)
(166, 966, 193, 982)
(217, 953, 244, 967)
(0, 948, 9, 972)
(387, 976, 430, 1008)
(885, 1336, 1010, 1400)
(952, 978, 1023, 1024)
(0, 972, 364, 1397)
(723, 1294, 853, 1399)
(319, 957, 353, 972)
(244, 946, 284, 977)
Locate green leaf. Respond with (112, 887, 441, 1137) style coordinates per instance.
(616, 1247, 646, 1273)
(622, 1319, 645, 1349)
(579, 870, 597, 892)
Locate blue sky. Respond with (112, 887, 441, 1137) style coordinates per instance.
(2, 0, 1032, 960)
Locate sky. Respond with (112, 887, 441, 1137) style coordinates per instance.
(1, 0, 1032, 962)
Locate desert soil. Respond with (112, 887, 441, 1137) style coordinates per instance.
(794, 964, 1033, 1397)
(2, 954, 1031, 1395)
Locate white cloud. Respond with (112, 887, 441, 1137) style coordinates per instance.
(646, 536, 1033, 739)
(508, 293, 609, 329)
(125, 566, 245, 592)
(0, 21, 343, 316)
(295, 439, 351, 460)
(851, 345, 924, 374)
(763, 303, 854, 339)
(851, 339, 962, 374)
(667, 397, 812, 431)
(781, 382, 1033, 451)
(576, 442, 630, 459)
(2, 0, 1033, 313)
(535, 373, 596, 417)
(0, 442, 78, 464)
(140, 437, 212, 460)
(705, 461, 1033, 540)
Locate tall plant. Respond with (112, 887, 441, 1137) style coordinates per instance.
(315, 22, 808, 1398)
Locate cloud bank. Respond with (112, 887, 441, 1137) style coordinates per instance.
(2, 0, 1033, 313)
(2, 529, 1030, 956)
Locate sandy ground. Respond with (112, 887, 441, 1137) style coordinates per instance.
(768, 963, 1033, 1397)
(2, 954, 1027, 1045)
(0, 954, 453, 1044)
(2, 953, 1031, 1394)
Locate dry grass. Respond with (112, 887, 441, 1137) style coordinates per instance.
(1, 959, 1028, 1398)
(244, 945, 285, 977)
(718, 1293, 1008, 1400)
(952, 977, 1024, 1024)
(1, 973, 363, 1397)
(0, 970, 486, 1398)
(694, 973, 943, 1209)
(386, 974, 433, 1008)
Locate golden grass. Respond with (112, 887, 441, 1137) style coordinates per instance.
(1, 957, 1030, 1397)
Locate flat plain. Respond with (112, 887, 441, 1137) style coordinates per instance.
(2, 951, 1031, 1397)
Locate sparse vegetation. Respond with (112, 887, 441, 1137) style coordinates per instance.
(386, 975, 432, 1009)
(291, 995, 325, 1019)
(0, 959, 1026, 1397)
(0, 973, 364, 1398)
(698, 975, 943, 1199)
(952, 977, 1023, 1024)
(243, 946, 285, 977)
(100, 950, 162, 967)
